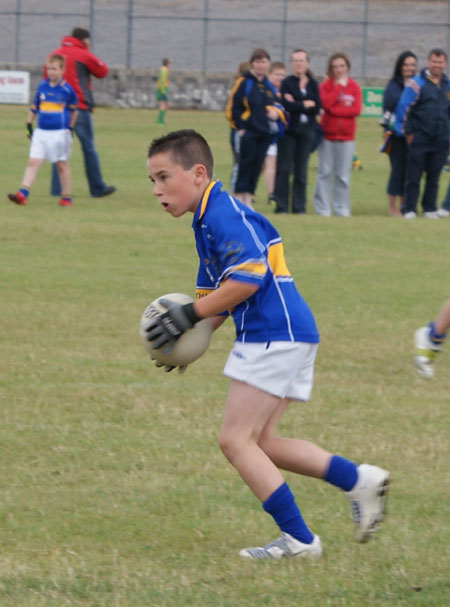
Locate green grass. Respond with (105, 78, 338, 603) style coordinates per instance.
(1, 106, 449, 606)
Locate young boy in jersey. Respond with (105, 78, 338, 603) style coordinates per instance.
(144, 129, 389, 560)
(156, 58, 171, 126)
(8, 54, 78, 207)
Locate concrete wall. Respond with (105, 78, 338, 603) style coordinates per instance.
(0, 64, 387, 111)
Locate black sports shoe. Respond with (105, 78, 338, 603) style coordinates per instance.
(97, 185, 116, 197)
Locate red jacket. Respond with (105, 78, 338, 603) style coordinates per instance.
(319, 77, 361, 141)
(45, 36, 108, 111)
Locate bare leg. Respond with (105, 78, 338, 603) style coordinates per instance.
(387, 194, 402, 216)
(56, 160, 71, 198)
(218, 380, 285, 501)
(263, 155, 276, 197)
(258, 399, 331, 479)
(22, 157, 44, 189)
(435, 299, 450, 334)
(234, 192, 253, 208)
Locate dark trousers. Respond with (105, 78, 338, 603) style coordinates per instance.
(51, 109, 107, 197)
(273, 127, 314, 213)
(403, 139, 449, 213)
(235, 130, 271, 195)
(386, 136, 408, 197)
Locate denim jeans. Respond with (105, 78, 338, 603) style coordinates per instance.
(51, 109, 107, 197)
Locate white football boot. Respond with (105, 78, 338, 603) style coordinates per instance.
(414, 326, 441, 379)
(347, 464, 390, 542)
(239, 533, 322, 560)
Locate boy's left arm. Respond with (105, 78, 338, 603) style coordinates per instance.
(145, 279, 258, 351)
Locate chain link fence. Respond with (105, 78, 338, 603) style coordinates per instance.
(1, 0, 450, 77)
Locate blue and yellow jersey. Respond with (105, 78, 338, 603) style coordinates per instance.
(192, 181, 319, 344)
(31, 78, 77, 130)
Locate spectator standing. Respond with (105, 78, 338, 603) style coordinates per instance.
(263, 61, 287, 203)
(8, 54, 77, 207)
(47, 27, 116, 198)
(395, 48, 450, 219)
(313, 52, 361, 217)
(225, 61, 250, 193)
(156, 58, 171, 126)
(273, 49, 320, 214)
(381, 51, 417, 216)
(230, 48, 285, 208)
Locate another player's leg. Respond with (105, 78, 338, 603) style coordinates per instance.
(414, 299, 450, 378)
(218, 380, 321, 560)
(56, 160, 72, 207)
(8, 157, 44, 205)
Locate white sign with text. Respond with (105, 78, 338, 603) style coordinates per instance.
(0, 71, 30, 104)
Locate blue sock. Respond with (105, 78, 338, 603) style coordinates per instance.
(19, 187, 29, 198)
(262, 482, 313, 544)
(429, 321, 446, 346)
(323, 455, 358, 492)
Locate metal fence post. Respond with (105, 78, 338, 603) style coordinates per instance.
(15, 0, 21, 63)
(361, 0, 369, 77)
(126, 0, 134, 68)
(202, 0, 209, 73)
(281, 0, 288, 64)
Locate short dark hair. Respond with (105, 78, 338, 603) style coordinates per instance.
(162, 57, 170, 67)
(249, 48, 270, 63)
(71, 27, 90, 41)
(392, 50, 417, 80)
(148, 129, 214, 178)
(428, 48, 447, 60)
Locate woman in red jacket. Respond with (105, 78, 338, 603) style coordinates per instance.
(313, 53, 361, 216)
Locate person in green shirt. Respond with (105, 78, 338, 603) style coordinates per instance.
(156, 58, 171, 125)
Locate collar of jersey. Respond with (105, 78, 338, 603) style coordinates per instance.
(195, 180, 220, 222)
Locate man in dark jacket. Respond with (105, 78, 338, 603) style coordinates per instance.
(47, 27, 115, 198)
(395, 48, 450, 218)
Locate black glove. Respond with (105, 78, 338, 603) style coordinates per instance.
(69, 126, 74, 135)
(26, 123, 33, 139)
(145, 299, 201, 353)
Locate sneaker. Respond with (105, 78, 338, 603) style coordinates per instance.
(403, 211, 416, 219)
(98, 185, 116, 197)
(239, 533, 322, 560)
(347, 464, 390, 542)
(423, 211, 438, 219)
(58, 198, 72, 207)
(413, 326, 440, 379)
(437, 208, 450, 218)
(8, 192, 26, 205)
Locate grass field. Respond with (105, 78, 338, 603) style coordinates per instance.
(1, 106, 449, 607)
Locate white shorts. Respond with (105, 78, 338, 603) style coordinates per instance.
(223, 341, 318, 401)
(266, 143, 277, 157)
(29, 128, 72, 163)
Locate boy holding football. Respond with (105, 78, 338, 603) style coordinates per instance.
(8, 54, 77, 207)
(145, 129, 389, 560)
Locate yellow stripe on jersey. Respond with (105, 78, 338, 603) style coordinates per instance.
(198, 180, 217, 220)
(229, 261, 267, 276)
(39, 101, 65, 113)
(267, 242, 291, 277)
(225, 76, 244, 127)
(195, 288, 214, 299)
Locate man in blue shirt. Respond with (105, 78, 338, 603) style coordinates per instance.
(143, 129, 390, 559)
(395, 48, 450, 218)
(8, 54, 78, 207)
